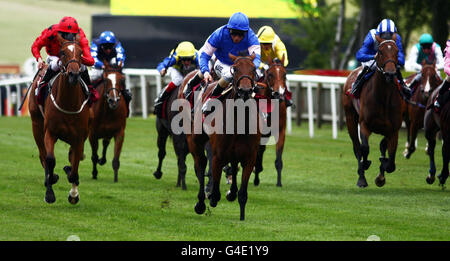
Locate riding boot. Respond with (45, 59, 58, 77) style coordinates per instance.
(81, 70, 99, 105)
(202, 82, 225, 115)
(183, 72, 203, 99)
(350, 65, 370, 98)
(37, 67, 58, 105)
(154, 82, 176, 116)
(433, 80, 450, 113)
(396, 67, 412, 100)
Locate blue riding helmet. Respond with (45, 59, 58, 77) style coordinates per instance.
(99, 31, 117, 45)
(376, 19, 397, 34)
(227, 12, 249, 32)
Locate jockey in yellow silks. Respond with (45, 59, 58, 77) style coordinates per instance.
(256, 25, 293, 107)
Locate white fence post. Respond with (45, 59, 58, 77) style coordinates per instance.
(139, 75, 147, 119)
(306, 82, 314, 138)
(330, 83, 337, 139)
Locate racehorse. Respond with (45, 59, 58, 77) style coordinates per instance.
(253, 56, 287, 187)
(28, 33, 90, 204)
(88, 60, 128, 182)
(403, 60, 442, 158)
(183, 53, 263, 220)
(154, 70, 213, 191)
(424, 85, 449, 187)
(342, 34, 403, 188)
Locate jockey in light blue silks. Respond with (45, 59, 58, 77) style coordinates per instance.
(349, 19, 411, 99)
(181, 12, 261, 112)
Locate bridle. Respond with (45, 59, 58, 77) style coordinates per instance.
(59, 41, 82, 74)
(230, 56, 259, 94)
(376, 40, 398, 75)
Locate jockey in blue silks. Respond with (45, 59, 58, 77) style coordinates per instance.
(182, 12, 261, 110)
(90, 31, 132, 106)
(350, 19, 411, 99)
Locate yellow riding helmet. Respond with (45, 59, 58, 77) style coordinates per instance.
(257, 26, 276, 44)
(175, 41, 196, 58)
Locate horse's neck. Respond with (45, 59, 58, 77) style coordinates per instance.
(372, 71, 396, 99)
(54, 75, 84, 107)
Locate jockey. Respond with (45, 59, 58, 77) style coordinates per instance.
(405, 33, 445, 87)
(31, 16, 98, 105)
(90, 31, 132, 107)
(256, 25, 293, 107)
(431, 39, 450, 113)
(154, 41, 200, 116)
(349, 19, 411, 99)
(181, 12, 261, 113)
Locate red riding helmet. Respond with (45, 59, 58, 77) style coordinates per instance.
(58, 16, 79, 34)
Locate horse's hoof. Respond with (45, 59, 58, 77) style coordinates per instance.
(426, 175, 435, 185)
(68, 194, 79, 205)
(363, 160, 372, 170)
(254, 177, 260, 186)
(98, 158, 106, 165)
(182, 184, 187, 190)
(385, 163, 396, 173)
(357, 177, 368, 188)
(276, 182, 282, 187)
(375, 176, 386, 187)
(226, 190, 237, 202)
(92, 170, 98, 180)
(45, 188, 56, 204)
(210, 200, 218, 208)
(153, 170, 162, 179)
(438, 173, 448, 187)
(194, 202, 206, 215)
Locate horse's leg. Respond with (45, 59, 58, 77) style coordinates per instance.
(226, 161, 239, 202)
(209, 154, 224, 208)
(31, 120, 47, 169)
(424, 110, 438, 184)
(153, 124, 169, 180)
(89, 135, 99, 179)
(403, 110, 411, 158)
(358, 122, 372, 187)
(375, 137, 388, 187)
(438, 139, 449, 187)
(65, 142, 83, 204)
(253, 144, 266, 186)
(205, 141, 213, 196)
(112, 129, 125, 183)
(275, 126, 286, 187)
(98, 138, 110, 165)
(405, 116, 419, 159)
(238, 157, 257, 221)
(173, 134, 187, 190)
(190, 135, 208, 215)
(43, 132, 59, 203)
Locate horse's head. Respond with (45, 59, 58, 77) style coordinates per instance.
(229, 52, 257, 99)
(375, 34, 399, 83)
(420, 60, 440, 99)
(264, 54, 287, 100)
(57, 33, 82, 86)
(102, 60, 125, 110)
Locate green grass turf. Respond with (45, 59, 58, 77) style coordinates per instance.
(0, 116, 449, 241)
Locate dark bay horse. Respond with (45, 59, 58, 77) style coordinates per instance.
(29, 33, 90, 204)
(403, 61, 442, 158)
(254, 56, 287, 187)
(184, 53, 263, 220)
(89, 60, 128, 182)
(154, 70, 213, 190)
(424, 84, 449, 187)
(342, 34, 403, 188)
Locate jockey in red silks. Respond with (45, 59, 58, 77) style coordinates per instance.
(31, 16, 99, 105)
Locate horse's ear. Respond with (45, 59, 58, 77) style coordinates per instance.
(229, 53, 237, 61)
(392, 33, 397, 42)
(75, 33, 81, 43)
(375, 34, 383, 43)
(281, 53, 285, 66)
(267, 53, 273, 65)
(422, 59, 426, 66)
(119, 60, 123, 68)
(103, 59, 110, 68)
(250, 52, 256, 60)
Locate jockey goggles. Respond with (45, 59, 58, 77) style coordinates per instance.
(179, 56, 194, 62)
(421, 43, 432, 49)
(229, 29, 246, 37)
(101, 43, 115, 50)
(60, 32, 77, 41)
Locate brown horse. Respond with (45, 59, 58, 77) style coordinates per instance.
(29, 33, 90, 204)
(154, 69, 213, 191)
(89, 60, 128, 182)
(342, 34, 403, 188)
(254, 56, 287, 187)
(183, 53, 263, 220)
(403, 61, 442, 158)
(424, 84, 450, 187)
